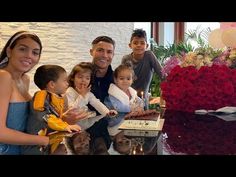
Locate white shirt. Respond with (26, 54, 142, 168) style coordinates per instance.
(66, 87, 110, 116)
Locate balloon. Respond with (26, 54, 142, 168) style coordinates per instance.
(222, 28, 236, 47)
(208, 28, 225, 49)
(220, 22, 236, 30)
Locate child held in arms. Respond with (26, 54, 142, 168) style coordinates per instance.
(23, 65, 82, 154)
(104, 64, 144, 127)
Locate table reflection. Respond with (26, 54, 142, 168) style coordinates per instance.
(107, 108, 163, 155)
(108, 128, 160, 155)
(162, 110, 236, 155)
(47, 109, 236, 155)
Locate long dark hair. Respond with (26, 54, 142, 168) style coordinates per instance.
(0, 31, 43, 63)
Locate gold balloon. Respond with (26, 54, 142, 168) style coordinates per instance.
(222, 29, 236, 47)
(208, 28, 225, 49)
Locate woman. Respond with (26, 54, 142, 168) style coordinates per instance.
(0, 31, 49, 154)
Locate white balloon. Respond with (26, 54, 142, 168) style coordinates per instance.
(208, 28, 225, 49)
(222, 29, 236, 48)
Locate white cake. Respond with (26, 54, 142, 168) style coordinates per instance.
(119, 110, 161, 131)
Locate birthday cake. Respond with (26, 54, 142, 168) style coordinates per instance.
(119, 110, 161, 131)
(124, 110, 159, 121)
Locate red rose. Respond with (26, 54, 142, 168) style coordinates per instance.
(161, 64, 236, 112)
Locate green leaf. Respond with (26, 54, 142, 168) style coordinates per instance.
(149, 25, 215, 97)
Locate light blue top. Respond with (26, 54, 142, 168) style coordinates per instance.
(104, 84, 144, 127)
(0, 102, 29, 155)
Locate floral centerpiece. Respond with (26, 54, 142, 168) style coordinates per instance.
(151, 25, 236, 112)
(160, 47, 236, 112)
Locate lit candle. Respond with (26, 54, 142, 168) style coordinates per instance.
(141, 91, 144, 100)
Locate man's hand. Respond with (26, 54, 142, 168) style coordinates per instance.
(107, 110, 118, 118)
(65, 124, 82, 133)
(62, 107, 88, 124)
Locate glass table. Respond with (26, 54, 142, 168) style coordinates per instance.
(107, 110, 164, 155)
(49, 108, 236, 155)
(161, 110, 236, 155)
(108, 108, 236, 155)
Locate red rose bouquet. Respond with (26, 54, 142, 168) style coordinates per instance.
(161, 64, 236, 112)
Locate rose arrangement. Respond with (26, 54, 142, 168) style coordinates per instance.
(213, 47, 236, 68)
(161, 63, 236, 112)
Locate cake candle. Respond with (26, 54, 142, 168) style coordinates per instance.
(141, 91, 144, 100)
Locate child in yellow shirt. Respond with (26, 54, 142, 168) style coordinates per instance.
(23, 65, 81, 154)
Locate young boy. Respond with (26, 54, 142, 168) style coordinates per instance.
(121, 29, 163, 109)
(23, 65, 81, 154)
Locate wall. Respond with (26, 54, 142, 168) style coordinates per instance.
(0, 22, 134, 94)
